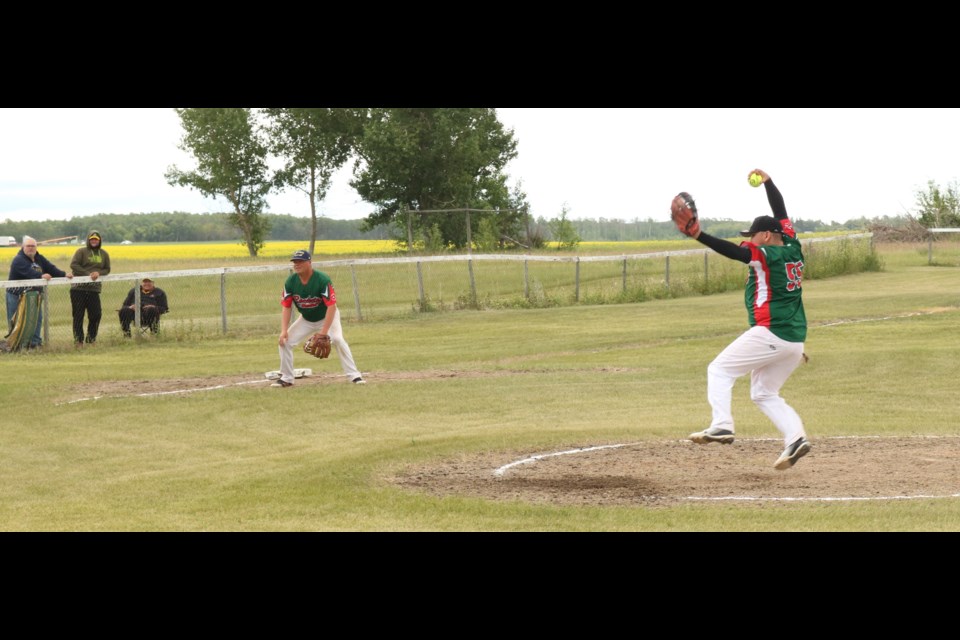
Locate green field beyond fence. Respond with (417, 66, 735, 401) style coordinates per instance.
(1, 235, 879, 347)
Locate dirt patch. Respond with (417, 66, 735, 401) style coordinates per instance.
(388, 436, 960, 507)
(61, 367, 640, 404)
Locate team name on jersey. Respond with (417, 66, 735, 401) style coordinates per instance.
(292, 295, 322, 309)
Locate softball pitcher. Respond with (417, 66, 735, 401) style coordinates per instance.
(677, 169, 810, 470)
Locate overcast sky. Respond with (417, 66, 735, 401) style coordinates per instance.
(1, 108, 957, 226)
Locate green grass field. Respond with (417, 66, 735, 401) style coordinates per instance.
(1, 242, 958, 531)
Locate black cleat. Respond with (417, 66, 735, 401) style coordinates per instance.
(774, 437, 811, 470)
(689, 427, 735, 445)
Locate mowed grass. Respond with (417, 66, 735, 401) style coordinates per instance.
(1, 243, 958, 531)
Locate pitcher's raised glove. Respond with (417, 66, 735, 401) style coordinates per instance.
(671, 192, 701, 238)
(303, 333, 331, 359)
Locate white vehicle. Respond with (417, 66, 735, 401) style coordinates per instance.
(0, 236, 17, 247)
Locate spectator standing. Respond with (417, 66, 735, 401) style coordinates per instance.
(70, 230, 112, 346)
(4, 235, 73, 349)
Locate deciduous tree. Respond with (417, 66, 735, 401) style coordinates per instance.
(352, 108, 517, 248)
(165, 108, 272, 256)
(915, 179, 960, 228)
(263, 108, 364, 254)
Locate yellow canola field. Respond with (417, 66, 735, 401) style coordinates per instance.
(0, 239, 401, 263)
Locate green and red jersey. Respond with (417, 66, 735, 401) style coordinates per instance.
(740, 218, 806, 342)
(280, 270, 336, 322)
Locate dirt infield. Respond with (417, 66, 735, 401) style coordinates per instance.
(388, 436, 960, 507)
(61, 367, 638, 403)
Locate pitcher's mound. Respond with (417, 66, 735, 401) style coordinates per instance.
(389, 436, 960, 507)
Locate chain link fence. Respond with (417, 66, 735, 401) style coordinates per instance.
(1, 234, 872, 348)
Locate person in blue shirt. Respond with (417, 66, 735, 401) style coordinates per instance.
(5, 235, 73, 349)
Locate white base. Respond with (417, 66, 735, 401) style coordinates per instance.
(264, 368, 312, 380)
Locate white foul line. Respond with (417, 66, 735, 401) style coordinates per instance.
(63, 379, 269, 404)
(816, 310, 947, 328)
(684, 493, 960, 502)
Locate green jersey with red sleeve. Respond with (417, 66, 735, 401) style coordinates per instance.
(742, 219, 806, 342)
(281, 270, 336, 322)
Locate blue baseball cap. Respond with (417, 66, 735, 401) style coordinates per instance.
(290, 249, 312, 261)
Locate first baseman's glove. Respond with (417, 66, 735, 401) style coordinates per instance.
(671, 192, 701, 238)
(303, 333, 331, 359)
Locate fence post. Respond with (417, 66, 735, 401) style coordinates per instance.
(416, 260, 425, 309)
(665, 255, 670, 289)
(134, 281, 141, 332)
(704, 252, 709, 285)
(220, 271, 228, 334)
(468, 258, 477, 307)
(42, 286, 49, 345)
(524, 259, 529, 299)
(575, 257, 580, 302)
(351, 264, 363, 321)
(622, 257, 627, 293)
(928, 236, 933, 265)
(465, 211, 472, 255)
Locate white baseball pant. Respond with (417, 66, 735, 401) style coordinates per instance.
(706, 325, 806, 446)
(279, 308, 361, 384)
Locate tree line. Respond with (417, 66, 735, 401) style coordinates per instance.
(0, 211, 914, 247)
(0, 212, 384, 244)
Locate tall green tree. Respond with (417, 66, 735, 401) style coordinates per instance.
(165, 108, 273, 256)
(351, 108, 518, 248)
(915, 179, 960, 228)
(263, 108, 365, 255)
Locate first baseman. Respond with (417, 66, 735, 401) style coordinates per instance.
(274, 249, 365, 387)
(683, 169, 810, 470)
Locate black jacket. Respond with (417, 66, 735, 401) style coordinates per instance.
(6, 249, 68, 294)
(121, 286, 169, 315)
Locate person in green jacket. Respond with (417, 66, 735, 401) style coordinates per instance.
(69, 230, 111, 346)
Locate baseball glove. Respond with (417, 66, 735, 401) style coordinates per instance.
(303, 333, 331, 359)
(671, 192, 701, 238)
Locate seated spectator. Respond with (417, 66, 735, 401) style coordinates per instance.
(118, 278, 169, 337)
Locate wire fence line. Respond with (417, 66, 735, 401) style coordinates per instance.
(1, 233, 873, 347)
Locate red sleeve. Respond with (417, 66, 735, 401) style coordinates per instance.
(324, 284, 337, 306)
(779, 218, 797, 239)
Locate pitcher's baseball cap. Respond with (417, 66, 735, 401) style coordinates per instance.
(142, 277, 154, 283)
(740, 215, 783, 237)
(291, 249, 312, 261)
